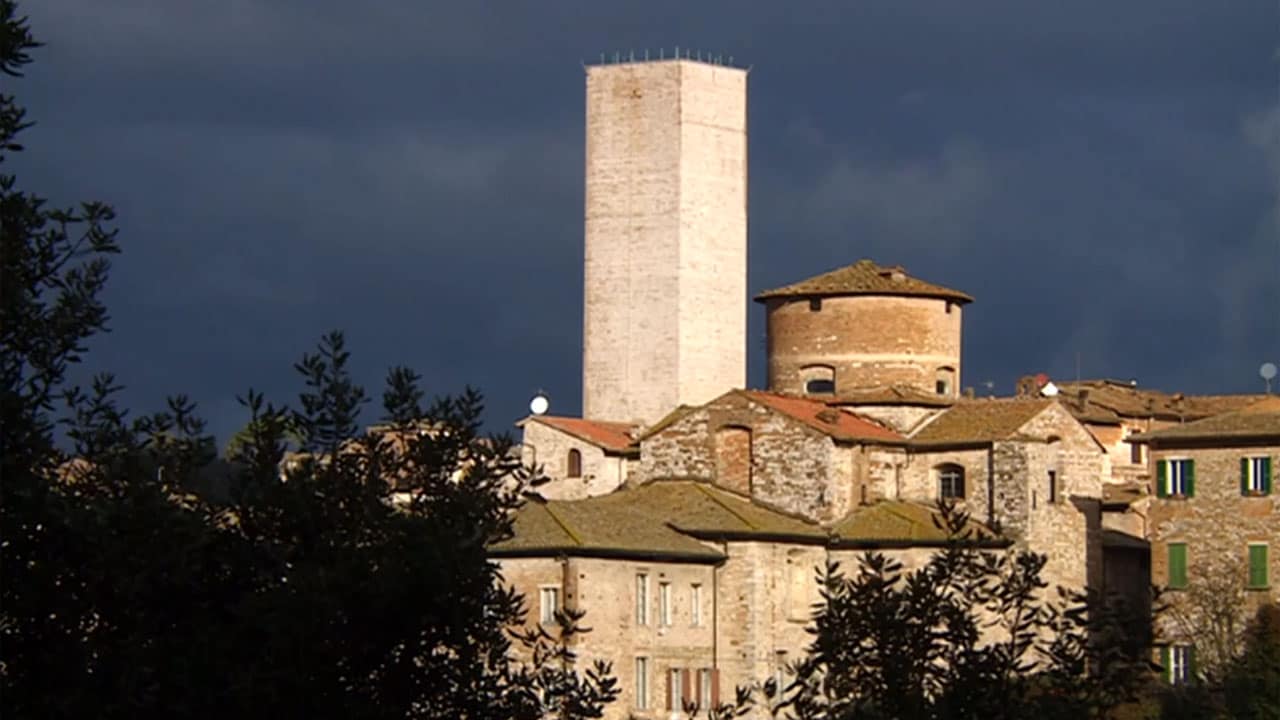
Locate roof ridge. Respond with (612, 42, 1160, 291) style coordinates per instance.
(693, 483, 760, 531)
(541, 503, 584, 547)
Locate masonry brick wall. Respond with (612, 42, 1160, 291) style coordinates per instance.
(850, 404, 943, 434)
(765, 294, 961, 400)
(520, 422, 628, 500)
(583, 60, 746, 425)
(638, 393, 858, 522)
(1148, 443, 1280, 644)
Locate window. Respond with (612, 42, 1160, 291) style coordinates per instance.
(538, 586, 560, 624)
(1167, 543, 1188, 589)
(935, 367, 956, 396)
(1248, 544, 1269, 589)
(806, 379, 836, 394)
(566, 448, 582, 478)
(698, 669, 714, 710)
(1047, 470, 1058, 504)
(635, 573, 649, 626)
(1156, 459, 1195, 498)
(1162, 645, 1194, 685)
(690, 584, 702, 627)
(1130, 440, 1144, 465)
(801, 365, 836, 395)
(658, 582, 672, 627)
(937, 464, 965, 501)
(808, 297, 822, 312)
(773, 651, 788, 697)
(1242, 456, 1273, 495)
(668, 668, 687, 712)
(945, 301, 953, 315)
(635, 657, 650, 710)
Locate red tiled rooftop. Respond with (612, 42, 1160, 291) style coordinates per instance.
(530, 416, 639, 453)
(741, 390, 905, 444)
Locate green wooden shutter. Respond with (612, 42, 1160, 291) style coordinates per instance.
(1185, 460, 1195, 497)
(1248, 545, 1269, 588)
(1168, 543, 1188, 589)
(1156, 460, 1168, 498)
(1242, 457, 1250, 495)
(1187, 645, 1197, 683)
(1160, 646, 1171, 683)
(1265, 457, 1273, 495)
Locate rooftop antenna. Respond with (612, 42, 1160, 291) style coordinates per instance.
(1261, 362, 1277, 394)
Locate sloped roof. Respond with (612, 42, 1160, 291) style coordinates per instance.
(741, 391, 905, 444)
(492, 481, 1003, 559)
(832, 501, 996, 546)
(908, 398, 1056, 447)
(490, 480, 825, 560)
(1101, 481, 1147, 508)
(754, 259, 973, 304)
(1129, 397, 1280, 444)
(523, 416, 639, 454)
(1054, 380, 1267, 423)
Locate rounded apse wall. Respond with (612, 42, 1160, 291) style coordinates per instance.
(764, 294, 962, 399)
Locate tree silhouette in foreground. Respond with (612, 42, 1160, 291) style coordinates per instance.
(0, 3, 616, 717)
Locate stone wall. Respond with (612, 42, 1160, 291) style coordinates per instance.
(638, 392, 857, 523)
(765, 294, 962, 400)
(1148, 443, 1280, 644)
(582, 60, 747, 425)
(848, 404, 943, 434)
(996, 403, 1106, 592)
(898, 447, 991, 517)
(520, 421, 628, 500)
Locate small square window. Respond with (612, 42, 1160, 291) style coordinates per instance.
(808, 298, 822, 312)
(1157, 459, 1194, 498)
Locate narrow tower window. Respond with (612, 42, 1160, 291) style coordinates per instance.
(567, 448, 582, 478)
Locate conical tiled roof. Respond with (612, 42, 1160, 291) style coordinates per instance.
(754, 259, 973, 304)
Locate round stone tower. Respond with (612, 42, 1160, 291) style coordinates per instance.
(755, 259, 974, 401)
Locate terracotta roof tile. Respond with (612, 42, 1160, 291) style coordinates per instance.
(754, 259, 973, 304)
(832, 501, 994, 545)
(492, 482, 1001, 558)
(741, 391, 905, 444)
(908, 398, 1055, 446)
(490, 481, 826, 559)
(1101, 481, 1147, 507)
(1053, 380, 1267, 422)
(1129, 397, 1280, 444)
(526, 416, 640, 453)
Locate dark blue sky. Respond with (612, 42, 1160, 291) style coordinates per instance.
(15, 1, 1280, 444)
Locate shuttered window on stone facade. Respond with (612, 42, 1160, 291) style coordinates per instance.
(1161, 645, 1194, 684)
(1248, 544, 1269, 589)
(1156, 459, 1194, 498)
(1167, 543, 1188, 589)
(1241, 457, 1272, 495)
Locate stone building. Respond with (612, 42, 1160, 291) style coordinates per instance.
(493, 55, 1277, 716)
(1129, 397, 1279, 683)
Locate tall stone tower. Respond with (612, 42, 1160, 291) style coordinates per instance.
(582, 59, 748, 425)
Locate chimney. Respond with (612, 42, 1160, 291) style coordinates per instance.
(1077, 389, 1090, 413)
(963, 386, 976, 399)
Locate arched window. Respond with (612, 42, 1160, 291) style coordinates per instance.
(801, 365, 836, 395)
(937, 464, 965, 500)
(566, 448, 582, 478)
(935, 367, 956, 396)
(715, 426, 752, 495)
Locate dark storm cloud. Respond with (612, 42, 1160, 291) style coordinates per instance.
(14, 1, 1279, 443)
